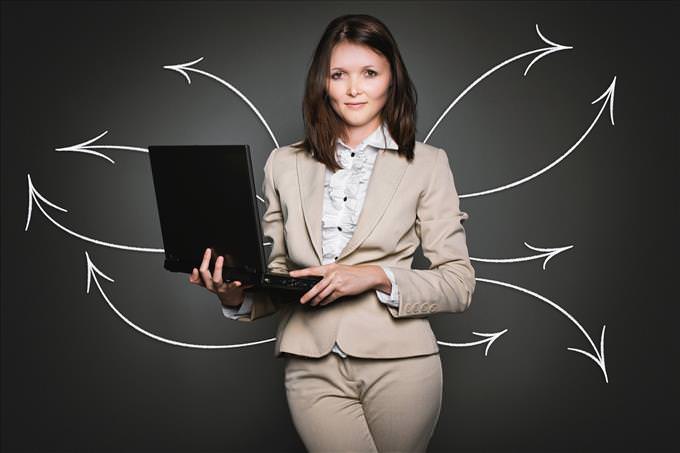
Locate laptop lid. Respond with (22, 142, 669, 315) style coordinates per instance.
(147, 144, 268, 283)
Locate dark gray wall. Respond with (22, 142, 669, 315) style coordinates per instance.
(2, 1, 678, 452)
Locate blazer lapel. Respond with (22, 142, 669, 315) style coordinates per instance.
(297, 151, 325, 265)
(297, 148, 409, 265)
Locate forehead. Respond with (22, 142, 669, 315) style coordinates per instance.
(329, 41, 388, 68)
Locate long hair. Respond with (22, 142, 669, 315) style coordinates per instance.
(291, 14, 418, 171)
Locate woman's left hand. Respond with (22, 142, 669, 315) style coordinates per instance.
(289, 263, 381, 307)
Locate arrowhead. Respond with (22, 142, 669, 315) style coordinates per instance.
(85, 251, 115, 294)
(54, 130, 115, 163)
(524, 24, 574, 76)
(524, 242, 575, 270)
(472, 329, 509, 356)
(163, 56, 205, 84)
(590, 76, 617, 126)
(24, 174, 68, 232)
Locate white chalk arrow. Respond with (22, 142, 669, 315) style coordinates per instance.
(54, 130, 147, 164)
(460, 76, 616, 198)
(472, 242, 574, 270)
(24, 174, 164, 253)
(53, 132, 269, 208)
(437, 329, 509, 356)
(85, 249, 508, 355)
(163, 56, 280, 149)
(477, 276, 608, 383)
(85, 251, 276, 349)
(424, 24, 573, 144)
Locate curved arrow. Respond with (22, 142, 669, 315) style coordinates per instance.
(55, 130, 147, 164)
(25, 174, 270, 252)
(460, 76, 616, 198)
(163, 56, 280, 148)
(86, 249, 511, 356)
(85, 251, 277, 349)
(472, 242, 574, 270)
(477, 276, 608, 383)
(24, 174, 164, 253)
(424, 24, 573, 144)
(437, 329, 508, 356)
(53, 132, 269, 209)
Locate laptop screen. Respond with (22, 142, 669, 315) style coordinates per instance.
(148, 145, 265, 277)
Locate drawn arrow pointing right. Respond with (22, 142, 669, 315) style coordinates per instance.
(460, 76, 616, 198)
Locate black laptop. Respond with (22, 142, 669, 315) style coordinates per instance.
(147, 144, 322, 299)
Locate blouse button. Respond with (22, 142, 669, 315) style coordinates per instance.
(337, 226, 342, 231)
(343, 196, 347, 201)
(334, 256, 338, 260)
(351, 152, 355, 157)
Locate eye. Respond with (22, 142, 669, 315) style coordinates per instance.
(331, 72, 343, 80)
(366, 70, 377, 77)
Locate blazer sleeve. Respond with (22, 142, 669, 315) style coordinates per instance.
(228, 147, 289, 322)
(386, 148, 476, 319)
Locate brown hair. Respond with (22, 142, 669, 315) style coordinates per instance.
(291, 14, 418, 171)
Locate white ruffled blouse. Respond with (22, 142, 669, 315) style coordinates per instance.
(223, 121, 401, 359)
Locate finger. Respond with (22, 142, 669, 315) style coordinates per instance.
(213, 255, 225, 286)
(311, 281, 336, 307)
(198, 248, 215, 291)
(289, 268, 306, 277)
(290, 266, 325, 278)
(199, 247, 211, 273)
(301, 278, 330, 305)
(319, 291, 339, 306)
(189, 268, 205, 287)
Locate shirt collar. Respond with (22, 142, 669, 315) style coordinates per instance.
(337, 121, 400, 152)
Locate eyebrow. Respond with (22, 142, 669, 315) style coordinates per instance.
(330, 65, 377, 71)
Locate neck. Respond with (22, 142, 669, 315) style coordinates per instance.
(342, 118, 382, 149)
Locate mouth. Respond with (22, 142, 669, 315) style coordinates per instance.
(345, 102, 367, 109)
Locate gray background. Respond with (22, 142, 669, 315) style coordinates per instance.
(2, 1, 678, 452)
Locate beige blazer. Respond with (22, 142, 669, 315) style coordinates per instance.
(236, 140, 476, 359)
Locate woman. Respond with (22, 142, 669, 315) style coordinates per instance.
(189, 14, 475, 453)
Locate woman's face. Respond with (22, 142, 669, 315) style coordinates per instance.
(326, 41, 392, 134)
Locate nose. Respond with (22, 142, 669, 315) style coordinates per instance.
(347, 76, 361, 96)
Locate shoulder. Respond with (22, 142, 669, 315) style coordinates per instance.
(411, 141, 444, 168)
(269, 139, 306, 164)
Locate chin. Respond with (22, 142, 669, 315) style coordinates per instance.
(342, 112, 377, 124)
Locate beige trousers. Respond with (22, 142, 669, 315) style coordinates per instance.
(283, 352, 443, 453)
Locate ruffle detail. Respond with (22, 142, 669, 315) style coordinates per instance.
(321, 145, 379, 263)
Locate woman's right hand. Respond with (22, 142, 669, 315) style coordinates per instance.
(188, 247, 255, 307)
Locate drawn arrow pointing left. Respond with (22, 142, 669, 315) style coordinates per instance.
(85, 251, 276, 349)
(54, 131, 268, 209)
(55, 130, 147, 164)
(163, 56, 280, 149)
